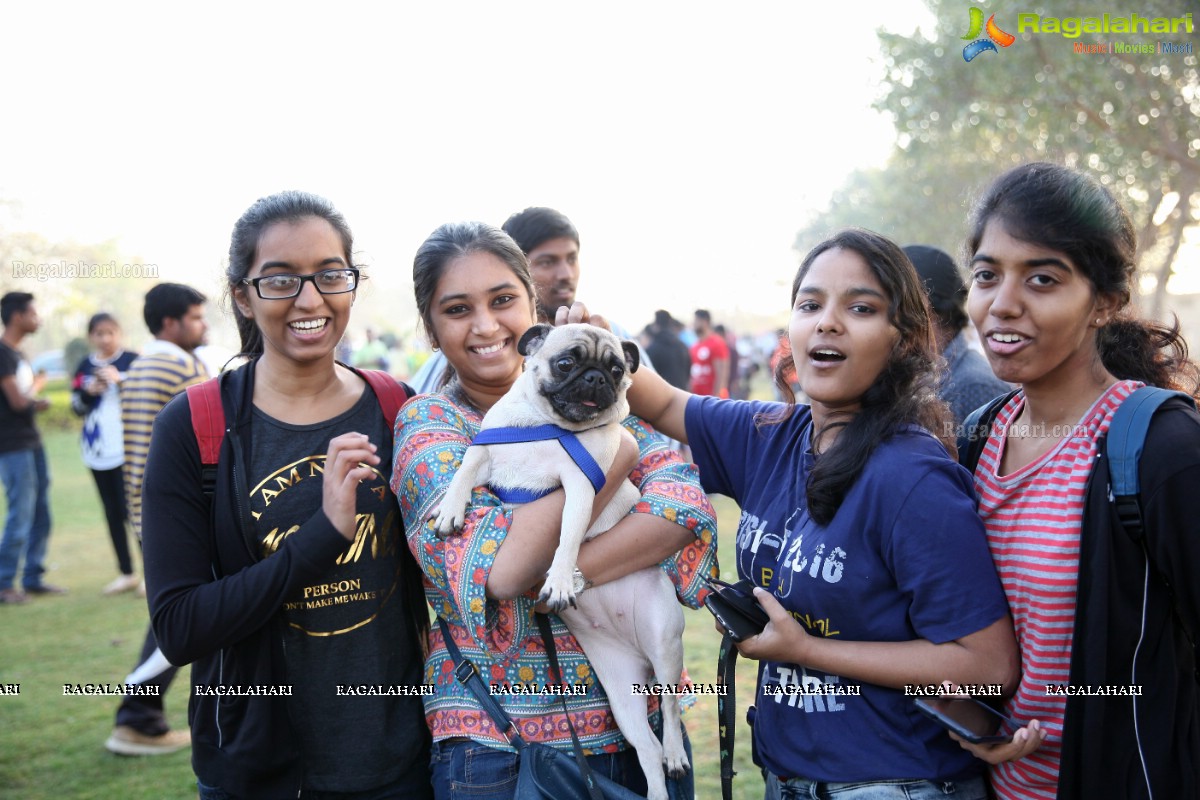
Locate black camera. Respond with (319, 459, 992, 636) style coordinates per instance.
(703, 578, 770, 642)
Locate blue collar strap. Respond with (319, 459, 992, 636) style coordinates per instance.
(472, 424, 608, 501)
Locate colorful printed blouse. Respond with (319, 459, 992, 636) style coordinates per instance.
(392, 392, 718, 753)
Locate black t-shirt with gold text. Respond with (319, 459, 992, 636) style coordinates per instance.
(250, 388, 426, 793)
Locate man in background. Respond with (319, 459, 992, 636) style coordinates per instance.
(503, 206, 583, 323)
(904, 245, 1010, 427)
(643, 310, 690, 391)
(106, 283, 209, 756)
(0, 292, 60, 605)
(689, 309, 729, 398)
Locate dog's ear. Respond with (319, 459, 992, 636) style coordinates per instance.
(621, 340, 640, 374)
(518, 324, 554, 357)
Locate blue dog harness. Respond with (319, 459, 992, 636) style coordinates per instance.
(471, 424, 607, 504)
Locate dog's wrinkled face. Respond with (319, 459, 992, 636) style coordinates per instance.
(518, 323, 640, 425)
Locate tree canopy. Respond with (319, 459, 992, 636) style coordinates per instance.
(799, 0, 1198, 319)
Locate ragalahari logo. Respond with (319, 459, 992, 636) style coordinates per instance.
(962, 7, 1016, 61)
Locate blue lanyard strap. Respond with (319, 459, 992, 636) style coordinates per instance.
(472, 424, 607, 495)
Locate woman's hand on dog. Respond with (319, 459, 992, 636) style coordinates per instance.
(554, 301, 612, 333)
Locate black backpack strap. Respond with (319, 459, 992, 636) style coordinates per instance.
(1104, 388, 1198, 662)
(436, 617, 524, 748)
(957, 390, 1019, 473)
(435, 614, 607, 800)
(716, 632, 738, 800)
(535, 614, 606, 800)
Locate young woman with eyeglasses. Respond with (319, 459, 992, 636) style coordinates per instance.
(139, 191, 433, 799)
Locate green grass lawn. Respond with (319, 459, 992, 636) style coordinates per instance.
(0, 427, 765, 799)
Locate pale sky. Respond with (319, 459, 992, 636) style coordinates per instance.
(2, 1, 948, 346)
(6, 2, 1196, 348)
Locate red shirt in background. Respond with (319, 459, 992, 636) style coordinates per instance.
(689, 333, 729, 396)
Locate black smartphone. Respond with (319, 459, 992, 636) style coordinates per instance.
(914, 696, 1016, 744)
(703, 578, 770, 642)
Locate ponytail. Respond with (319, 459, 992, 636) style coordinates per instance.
(1099, 316, 1200, 398)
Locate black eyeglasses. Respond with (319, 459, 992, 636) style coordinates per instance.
(242, 268, 363, 300)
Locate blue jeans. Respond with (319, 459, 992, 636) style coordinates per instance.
(430, 739, 640, 799)
(764, 772, 987, 800)
(198, 767, 434, 799)
(430, 735, 694, 800)
(0, 447, 51, 590)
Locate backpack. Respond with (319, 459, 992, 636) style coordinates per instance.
(185, 368, 411, 497)
(958, 385, 1198, 659)
(958, 386, 1195, 540)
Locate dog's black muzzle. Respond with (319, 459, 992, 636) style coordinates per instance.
(547, 365, 619, 423)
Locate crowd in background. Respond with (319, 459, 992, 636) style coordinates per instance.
(2, 165, 1198, 800)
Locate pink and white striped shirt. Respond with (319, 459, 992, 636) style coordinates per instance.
(973, 380, 1140, 800)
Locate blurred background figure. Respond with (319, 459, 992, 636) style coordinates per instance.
(643, 310, 691, 391)
(903, 244, 1010, 428)
(713, 323, 742, 400)
(352, 326, 391, 372)
(689, 309, 729, 398)
(194, 343, 238, 377)
(769, 328, 801, 403)
(106, 283, 208, 757)
(70, 313, 139, 595)
(0, 292, 58, 605)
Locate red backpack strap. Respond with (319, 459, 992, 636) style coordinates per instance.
(358, 369, 411, 429)
(186, 379, 225, 500)
(187, 379, 226, 465)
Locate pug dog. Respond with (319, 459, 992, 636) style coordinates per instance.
(433, 322, 688, 800)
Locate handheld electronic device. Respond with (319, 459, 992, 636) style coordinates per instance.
(914, 696, 1016, 744)
(703, 578, 770, 642)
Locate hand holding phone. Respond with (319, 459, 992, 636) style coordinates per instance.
(914, 696, 1016, 744)
(703, 578, 770, 642)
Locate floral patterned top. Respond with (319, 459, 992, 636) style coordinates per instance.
(391, 390, 718, 753)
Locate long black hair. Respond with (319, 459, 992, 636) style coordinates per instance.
(969, 162, 1199, 397)
(771, 228, 951, 525)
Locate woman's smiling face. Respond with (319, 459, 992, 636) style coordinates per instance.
(428, 249, 537, 400)
(234, 216, 354, 367)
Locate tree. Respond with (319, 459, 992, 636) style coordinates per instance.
(794, 145, 996, 259)
(0, 223, 154, 353)
(801, 0, 1199, 320)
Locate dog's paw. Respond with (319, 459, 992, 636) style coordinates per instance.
(663, 751, 691, 779)
(537, 576, 576, 613)
(430, 504, 465, 535)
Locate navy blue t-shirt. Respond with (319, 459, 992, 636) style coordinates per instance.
(686, 396, 1008, 782)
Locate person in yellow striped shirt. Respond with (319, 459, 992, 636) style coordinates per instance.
(106, 283, 209, 757)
